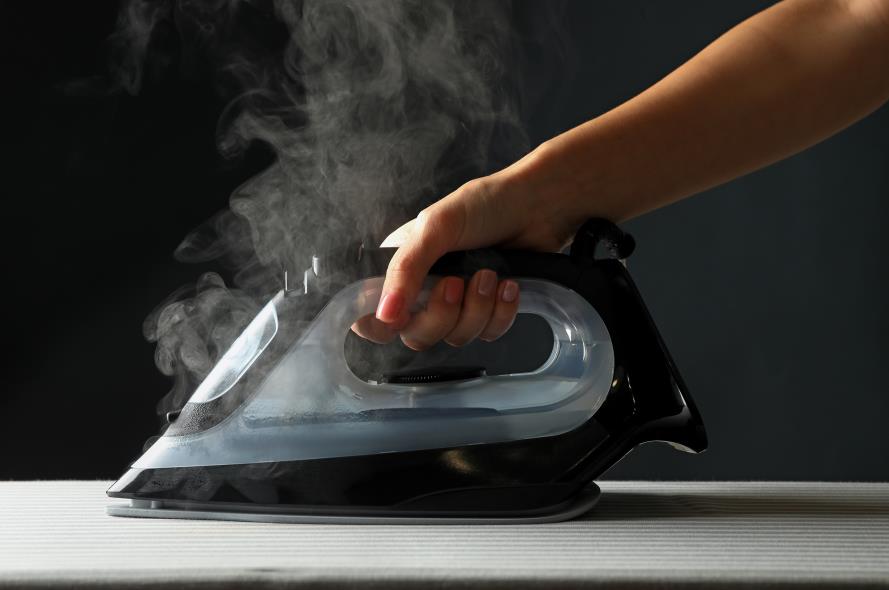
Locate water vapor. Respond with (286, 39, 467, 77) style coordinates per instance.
(112, 0, 526, 417)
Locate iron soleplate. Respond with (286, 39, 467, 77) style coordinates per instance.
(106, 485, 600, 525)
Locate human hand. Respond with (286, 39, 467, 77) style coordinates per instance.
(352, 149, 588, 350)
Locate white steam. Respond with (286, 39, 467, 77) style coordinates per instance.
(113, 0, 526, 417)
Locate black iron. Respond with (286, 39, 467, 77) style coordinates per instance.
(108, 219, 707, 521)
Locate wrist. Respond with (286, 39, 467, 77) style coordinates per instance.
(498, 139, 603, 232)
(512, 125, 650, 226)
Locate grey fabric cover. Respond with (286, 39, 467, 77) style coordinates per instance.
(0, 480, 887, 589)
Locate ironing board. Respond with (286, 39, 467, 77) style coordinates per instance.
(0, 481, 886, 589)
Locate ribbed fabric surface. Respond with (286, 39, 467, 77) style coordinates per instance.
(0, 481, 887, 589)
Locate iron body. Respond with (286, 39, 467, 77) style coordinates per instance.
(107, 220, 707, 523)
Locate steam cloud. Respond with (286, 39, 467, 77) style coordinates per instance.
(112, 0, 527, 418)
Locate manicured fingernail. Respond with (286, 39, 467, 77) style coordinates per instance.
(376, 291, 404, 323)
(477, 270, 497, 296)
(444, 277, 464, 305)
(501, 280, 519, 303)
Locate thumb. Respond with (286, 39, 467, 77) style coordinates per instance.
(375, 200, 467, 324)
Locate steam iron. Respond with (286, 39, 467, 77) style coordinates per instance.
(107, 219, 707, 524)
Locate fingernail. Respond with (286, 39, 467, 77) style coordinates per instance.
(376, 291, 404, 323)
(444, 277, 464, 305)
(477, 270, 497, 296)
(501, 280, 519, 303)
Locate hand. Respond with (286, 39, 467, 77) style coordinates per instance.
(352, 148, 589, 349)
(357, 0, 889, 349)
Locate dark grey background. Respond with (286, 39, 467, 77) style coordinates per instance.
(2, 0, 886, 480)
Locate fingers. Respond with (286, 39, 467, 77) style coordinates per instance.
(479, 280, 520, 342)
(442, 273, 520, 346)
(399, 277, 464, 351)
(376, 203, 465, 325)
(355, 271, 521, 348)
(351, 315, 399, 344)
(443, 270, 498, 346)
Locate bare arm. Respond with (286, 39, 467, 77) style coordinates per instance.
(366, 0, 889, 347)
(511, 0, 889, 226)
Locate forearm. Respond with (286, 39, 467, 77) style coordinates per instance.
(509, 0, 889, 223)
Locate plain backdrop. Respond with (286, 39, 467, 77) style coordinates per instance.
(1, 0, 886, 480)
